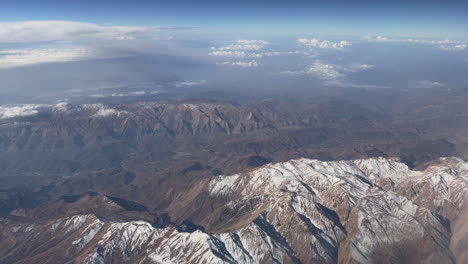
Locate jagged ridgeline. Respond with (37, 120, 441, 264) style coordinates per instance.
(0, 91, 468, 263)
(1, 157, 467, 263)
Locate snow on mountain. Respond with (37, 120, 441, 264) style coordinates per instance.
(1, 157, 467, 263)
(209, 157, 467, 263)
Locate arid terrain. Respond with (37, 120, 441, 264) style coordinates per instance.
(0, 88, 468, 263)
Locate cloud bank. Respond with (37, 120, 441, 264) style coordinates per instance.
(0, 21, 194, 70)
(367, 35, 468, 51)
(0, 104, 45, 119)
(0, 21, 161, 43)
(0, 48, 94, 69)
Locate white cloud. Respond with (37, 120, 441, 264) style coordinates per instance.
(218, 61, 259, 67)
(209, 39, 299, 66)
(369, 35, 452, 44)
(263, 51, 301, 56)
(210, 40, 301, 68)
(306, 62, 375, 78)
(81, 103, 128, 117)
(0, 104, 46, 119)
(210, 40, 269, 52)
(440, 44, 467, 51)
(0, 48, 94, 69)
(283, 61, 381, 88)
(402, 38, 451, 44)
(307, 62, 345, 80)
(214, 44, 263, 51)
(175, 80, 207, 87)
(208, 50, 264, 58)
(236, 40, 269, 45)
(369, 35, 392, 42)
(0, 21, 193, 69)
(368, 35, 468, 50)
(280, 70, 302, 75)
(111, 91, 147, 97)
(209, 50, 300, 58)
(376, 36, 390, 41)
(0, 21, 161, 43)
(347, 63, 376, 72)
(297, 38, 351, 49)
(412, 80, 446, 88)
(209, 39, 270, 60)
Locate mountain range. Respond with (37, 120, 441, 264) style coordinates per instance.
(0, 88, 468, 263)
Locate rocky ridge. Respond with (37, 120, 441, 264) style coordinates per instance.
(1, 157, 467, 264)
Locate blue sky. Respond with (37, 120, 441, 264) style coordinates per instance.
(0, 0, 467, 105)
(1, 0, 467, 37)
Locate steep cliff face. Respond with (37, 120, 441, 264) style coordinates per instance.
(1, 157, 467, 264)
(207, 157, 467, 263)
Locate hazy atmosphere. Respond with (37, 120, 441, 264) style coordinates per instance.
(1, 0, 468, 105)
(1, 1, 468, 264)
